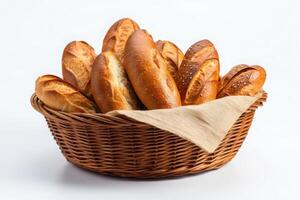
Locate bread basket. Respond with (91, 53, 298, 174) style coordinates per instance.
(31, 92, 267, 178)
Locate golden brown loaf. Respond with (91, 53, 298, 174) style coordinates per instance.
(177, 39, 220, 105)
(156, 40, 184, 81)
(218, 64, 266, 98)
(62, 41, 96, 97)
(91, 51, 140, 113)
(102, 18, 140, 61)
(123, 30, 181, 109)
(35, 75, 97, 113)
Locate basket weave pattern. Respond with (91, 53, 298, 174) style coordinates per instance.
(31, 92, 267, 178)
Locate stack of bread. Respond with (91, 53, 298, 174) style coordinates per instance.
(35, 18, 266, 114)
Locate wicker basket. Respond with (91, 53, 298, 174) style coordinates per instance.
(31, 92, 267, 178)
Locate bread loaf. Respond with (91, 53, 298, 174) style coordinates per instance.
(156, 40, 184, 81)
(62, 41, 96, 98)
(102, 18, 140, 61)
(123, 30, 181, 109)
(177, 40, 220, 105)
(218, 64, 266, 97)
(35, 75, 97, 113)
(91, 51, 140, 113)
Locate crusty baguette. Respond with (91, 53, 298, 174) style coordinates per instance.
(156, 40, 184, 81)
(102, 18, 140, 61)
(177, 39, 220, 105)
(123, 30, 181, 109)
(217, 64, 266, 97)
(62, 41, 96, 98)
(35, 75, 97, 113)
(91, 51, 140, 113)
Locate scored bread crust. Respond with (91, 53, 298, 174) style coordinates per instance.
(177, 40, 220, 105)
(156, 40, 184, 82)
(91, 51, 140, 113)
(217, 64, 266, 98)
(185, 59, 219, 105)
(62, 41, 96, 98)
(35, 75, 96, 113)
(102, 18, 140, 61)
(123, 30, 181, 109)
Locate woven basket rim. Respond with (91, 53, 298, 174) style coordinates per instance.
(31, 91, 267, 128)
(31, 91, 267, 117)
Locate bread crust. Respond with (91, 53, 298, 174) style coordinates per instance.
(177, 40, 220, 105)
(217, 64, 266, 97)
(35, 75, 96, 113)
(185, 59, 219, 104)
(62, 41, 96, 98)
(156, 40, 184, 81)
(91, 52, 139, 113)
(123, 30, 181, 109)
(102, 18, 140, 61)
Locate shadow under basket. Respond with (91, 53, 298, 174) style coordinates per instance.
(31, 92, 267, 178)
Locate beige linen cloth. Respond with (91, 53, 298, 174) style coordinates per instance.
(108, 93, 262, 153)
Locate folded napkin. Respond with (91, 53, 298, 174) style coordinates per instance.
(109, 93, 262, 153)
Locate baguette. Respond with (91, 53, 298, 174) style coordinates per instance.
(218, 64, 266, 97)
(177, 40, 220, 105)
(123, 30, 181, 109)
(102, 18, 140, 61)
(91, 51, 140, 113)
(156, 40, 184, 81)
(62, 41, 96, 98)
(35, 75, 97, 113)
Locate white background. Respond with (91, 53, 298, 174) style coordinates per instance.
(0, 0, 299, 199)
